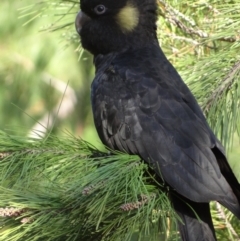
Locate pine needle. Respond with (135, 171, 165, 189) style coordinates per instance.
(0, 131, 178, 241)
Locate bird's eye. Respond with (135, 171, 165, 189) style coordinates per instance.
(94, 4, 106, 15)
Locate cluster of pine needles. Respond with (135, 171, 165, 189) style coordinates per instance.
(0, 131, 178, 241)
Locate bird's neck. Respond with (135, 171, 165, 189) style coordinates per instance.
(94, 38, 159, 61)
(91, 27, 158, 56)
(93, 41, 162, 71)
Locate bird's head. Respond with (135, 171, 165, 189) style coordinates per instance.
(75, 0, 158, 56)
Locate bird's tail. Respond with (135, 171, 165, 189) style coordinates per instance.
(170, 193, 217, 241)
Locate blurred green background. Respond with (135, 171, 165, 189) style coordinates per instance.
(0, 1, 102, 147)
(1, 0, 240, 179)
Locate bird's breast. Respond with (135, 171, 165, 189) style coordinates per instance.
(91, 71, 139, 153)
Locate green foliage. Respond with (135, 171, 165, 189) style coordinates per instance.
(0, 1, 97, 144)
(0, 132, 178, 241)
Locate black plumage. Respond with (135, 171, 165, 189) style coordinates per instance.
(75, 0, 240, 240)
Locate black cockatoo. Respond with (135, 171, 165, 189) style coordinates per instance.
(75, 0, 240, 240)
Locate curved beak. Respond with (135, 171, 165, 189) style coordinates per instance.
(75, 11, 91, 34)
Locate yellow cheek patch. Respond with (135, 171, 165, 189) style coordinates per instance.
(116, 3, 139, 33)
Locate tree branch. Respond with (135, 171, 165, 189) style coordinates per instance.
(158, 0, 239, 43)
(215, 202, 240, 241)
(203, 60, 240, 112)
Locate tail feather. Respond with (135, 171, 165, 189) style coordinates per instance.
(170, 193, 217, 241)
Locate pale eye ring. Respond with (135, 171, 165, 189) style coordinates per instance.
(94, 4, 106, 15)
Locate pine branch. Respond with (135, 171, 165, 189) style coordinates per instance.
(158, 0, 239, 43)
(165, 34, 200, 47)
(0, 131, 178, 241)
(158, 0, 208, 38)
(203, 59, 240, 112)
(215, 202, 240, 241)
